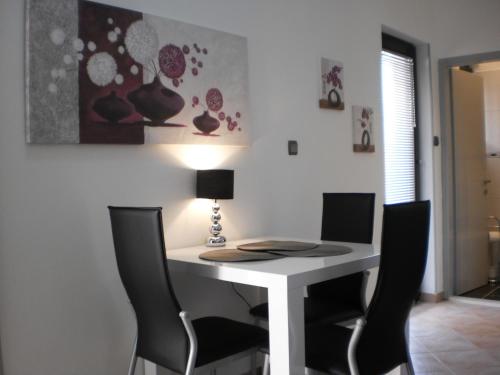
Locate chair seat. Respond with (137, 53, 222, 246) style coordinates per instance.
(249, 297, 364, 325)
(305, 324, 353, 375)
(192, 316, 268, 367)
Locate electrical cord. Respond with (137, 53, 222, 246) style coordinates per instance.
(231, 282, 252, 309)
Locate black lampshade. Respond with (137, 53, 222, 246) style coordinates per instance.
(196, 169, 234, 200)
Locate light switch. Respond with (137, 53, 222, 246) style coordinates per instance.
(288, 140, 298, 155)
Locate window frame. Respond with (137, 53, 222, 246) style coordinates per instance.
(382, 33, 421, 201)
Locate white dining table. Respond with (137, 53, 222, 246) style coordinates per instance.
(153, 237, 380, 375)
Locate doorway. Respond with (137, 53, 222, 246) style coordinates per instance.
(440, 52, 500, 302)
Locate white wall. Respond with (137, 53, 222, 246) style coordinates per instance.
(2, 0, 500, 374)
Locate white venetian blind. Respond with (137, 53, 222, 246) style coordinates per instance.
(382, 50, 416, 204)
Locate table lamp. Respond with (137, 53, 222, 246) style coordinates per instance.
(196, 169, 234, 247)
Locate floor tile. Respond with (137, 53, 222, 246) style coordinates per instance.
(461, 284, 500, 299)
(411, 321, 450, 337)
(465, 334, 500, 350)
(411, 353, 452, 373)
(453, 366, 500, 375)
(418, 331, 477, 353)
(434, 350, 500, 371)
(487, 349, 500, 362)
(410, 301, 500, 374)
(410, 337, 430, 354)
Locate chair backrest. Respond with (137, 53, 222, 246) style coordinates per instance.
(356, 201, 431, 374)
(108, 207, 188, 373)
(321, 193, 375, 243)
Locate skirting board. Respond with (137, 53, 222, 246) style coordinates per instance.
(419, 292, 445, 303)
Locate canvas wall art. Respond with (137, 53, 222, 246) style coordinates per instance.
(26, 0, 250, 145)
(352, 105, 374, 153)
(319, 58, 344, 110)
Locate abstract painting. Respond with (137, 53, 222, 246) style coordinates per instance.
(26, 0, 250, 145)
(319, 58, 344, 110)
(352, 105, 374, 153)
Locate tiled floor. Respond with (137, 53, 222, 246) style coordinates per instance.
(410, 300, 500, 375)
(461, 284, 500, 301)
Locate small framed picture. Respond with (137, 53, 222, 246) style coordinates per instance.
(352, 106, 374, 153)
(319, 58, 344, 110)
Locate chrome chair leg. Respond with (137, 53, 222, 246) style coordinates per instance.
(262, 354, 270, 375)
(347, 318, 366, 375)
(180, 312, 198, 375)
(128, 334, 138, 375)
(404, 360, 415, 375)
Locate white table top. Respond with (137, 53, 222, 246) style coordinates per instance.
(167, 237, 380, 289)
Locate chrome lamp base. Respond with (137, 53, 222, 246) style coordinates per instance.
(206, 200, 226, 247)
(206, 235, 226, 247)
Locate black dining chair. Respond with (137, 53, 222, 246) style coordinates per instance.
(304, 200, 431, 375)
(108, 207, 268, 375)
(249, 193, 375, 326)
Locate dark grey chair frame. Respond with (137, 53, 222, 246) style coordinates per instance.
(301, 201, 431, 375)
(127, 314, 263, 375)
(109, 207, 266, 375)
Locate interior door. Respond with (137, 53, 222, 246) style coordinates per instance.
(452, 69, 490, 294)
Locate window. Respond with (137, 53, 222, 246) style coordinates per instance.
(381, 33, 418, 204)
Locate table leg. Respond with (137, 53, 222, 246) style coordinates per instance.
(268, 283, 305, 375)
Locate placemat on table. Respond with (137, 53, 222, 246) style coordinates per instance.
(199, 249, 284, 262)
(269, 244, 352, 257)
(237, 240, 318, 252)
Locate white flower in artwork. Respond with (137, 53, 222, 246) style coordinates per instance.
(72, 38, 84, 52)
(108, 31, 118, 43)
(114, 27, 121, 35)
(130, 65, 139, 75)
(125, 20, 159, 65)
(50, 28, 66, 45)
(48, 83, 58, 94)
(51, 68, 58, 79)
(118, 45, 125, 55)
(115, 74, 124, 85)
(58, 68, 67, 79)
(77, 53, 84, 61)
(63, 54, 73, 65)
(107, 18, 114, 25)
(86, 52, 117, 87)
(88, 41, 97, 52)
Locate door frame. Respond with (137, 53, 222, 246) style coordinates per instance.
(439, 50, 500, 298)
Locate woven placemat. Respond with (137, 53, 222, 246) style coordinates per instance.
(269, 244, 352, 257)
(199, 249, 284, 262)
(237, 240, 318, 252)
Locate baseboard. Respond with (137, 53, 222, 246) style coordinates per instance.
(419, 291, 445, 303)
